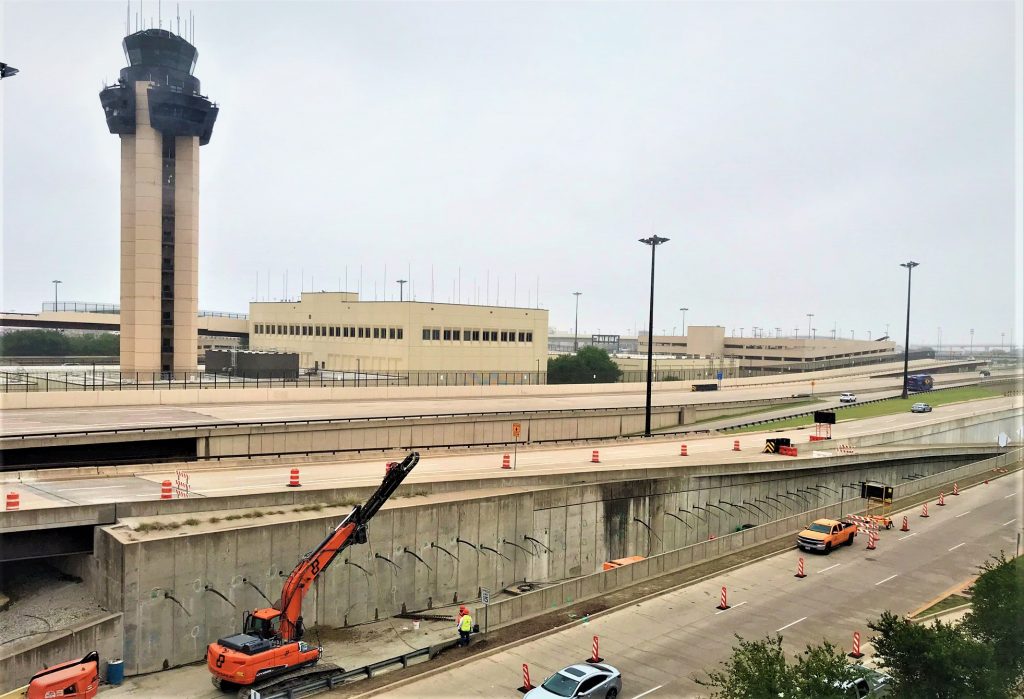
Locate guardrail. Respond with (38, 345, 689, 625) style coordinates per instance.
(255, 639, 459, 699)
(720, 379, 1010, 432)
(470, 449, 1022, 635)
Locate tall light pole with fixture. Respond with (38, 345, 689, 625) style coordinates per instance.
(573, 291, 583, 352)
(680, 307, 689, 336)
(806, 313, 814, 339)
(396, 279, 407, 302)
(899, 261, 919, 398)
(52, 280, 62, 310)
(970, 328, 974, 356)
(640, 235, 669, 437)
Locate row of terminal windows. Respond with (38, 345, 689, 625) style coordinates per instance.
(254, 324, 404, 340)
(253, 323, 534, 344)
(421, 328, 534, 343)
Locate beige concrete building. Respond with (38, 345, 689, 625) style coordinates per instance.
(100, 29, 218, 376)
(248, 292, 548, 378)
(640, 325, 898, 371)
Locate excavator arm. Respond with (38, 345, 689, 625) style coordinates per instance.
(274, 451, 419, 640)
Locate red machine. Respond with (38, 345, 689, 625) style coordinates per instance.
(207, 452, 419, 694)
(25, 651, 100, 699)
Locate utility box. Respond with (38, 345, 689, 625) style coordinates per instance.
(206, 349, 299, 379)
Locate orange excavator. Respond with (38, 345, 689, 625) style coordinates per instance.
(207, 452, 419, 695)
(8, 651, 101, 699)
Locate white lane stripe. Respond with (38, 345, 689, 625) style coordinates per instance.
(1003, 519, 1017, 526)
(715, 600, 748, 615)
(57, 485, 129, 492)
(1005, 492, 1017, 499)
(776, 616, 807, 632)
(899, 532, 918, 540)
(955, 511, 971, 518)
(875, 574, 898, 586)
(949, 543, 966, 551)
(632, 685, 665, 699)
(819, 563, 841, 573)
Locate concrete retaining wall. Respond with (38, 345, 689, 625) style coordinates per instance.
(0, 613, 123, 693)
(845, 407, 1021, 447)
(469, 448, 1022, 631)
(91, 451, 991, 674)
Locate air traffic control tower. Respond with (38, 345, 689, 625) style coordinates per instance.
(100, 29, 218, 376)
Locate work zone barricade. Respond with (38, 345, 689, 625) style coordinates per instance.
(5, 491, 20, 511)
(174, 470, 190, 498)
(849, 631, 864, 659)
(501, 453, 511, 469)
(795, 557, 806, 578)
(586, 635, 604, 663)
(518, 664, 532, 693)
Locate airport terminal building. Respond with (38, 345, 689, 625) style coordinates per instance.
(247, 292, 548, 380)
(640, 326, 898, 373)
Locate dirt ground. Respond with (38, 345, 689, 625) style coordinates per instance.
(0, 559, 107, 647)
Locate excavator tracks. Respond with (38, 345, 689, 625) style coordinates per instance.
(235, 663, 342, 699)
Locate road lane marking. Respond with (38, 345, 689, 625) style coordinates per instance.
(1003, 519, 1017, 526)
(819, 563, 841, 573)
(875, 574, 898, 586)
(955, 511, 971, 518)
(776, 616, 807, 632)
(715, 601, 747, 615)
(632, 685, 665, 699)
(949, 543, 966, 551)
(1005, 492, 1017, 499)
(899, 532, 918, 540)
(58, 485, 128, 492)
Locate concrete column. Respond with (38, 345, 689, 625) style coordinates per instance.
(172, 136, 199, 373)
(121, 82, 163, 376)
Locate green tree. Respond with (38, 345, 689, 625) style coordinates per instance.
(792, 640, 857, 698)
(700, 635, 797, 699)
(962, 554, 1024, 692)
(869, 611, 1002, 698)
(547, 347, 622, 384)
(0, 330, 118, 357)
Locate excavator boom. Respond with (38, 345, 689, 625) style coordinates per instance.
(207, 452, 419, 689)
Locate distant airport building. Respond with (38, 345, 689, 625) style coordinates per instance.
(247, 292, 549, 382)
(100, 28, 218, 377)
(639, 326, 898, 373)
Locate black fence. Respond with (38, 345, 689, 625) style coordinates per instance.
(0, 369, 551, 392)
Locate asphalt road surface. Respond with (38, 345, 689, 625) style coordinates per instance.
(383, 469, 1023, 698)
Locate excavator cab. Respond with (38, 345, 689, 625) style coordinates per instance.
(243, 608, 282, 640)
(26, 650, 100, 699)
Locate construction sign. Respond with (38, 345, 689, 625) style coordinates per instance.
(512, 423, 521, 438)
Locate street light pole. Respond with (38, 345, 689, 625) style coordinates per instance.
(640, 235, 669, 437)
(573, 291, 582, 352)
(900, 261, 919, 398)
(806, 313, 814, 339)
(680, 307, 688, 336)
(970, 328, 974, 356)
(396, 279, 407, 302)
(52, 279, 62, 310)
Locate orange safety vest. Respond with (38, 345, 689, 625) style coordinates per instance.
(459, 614, 473, 632)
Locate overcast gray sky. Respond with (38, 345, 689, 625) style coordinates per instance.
(2, 1, 1021, 346)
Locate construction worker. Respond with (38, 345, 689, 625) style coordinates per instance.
(457, 609, 473, 647)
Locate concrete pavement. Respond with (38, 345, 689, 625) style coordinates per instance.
(0, 363, 984, 436)
(380, 467, 1022, 698)
(2, 396, 1015, 509)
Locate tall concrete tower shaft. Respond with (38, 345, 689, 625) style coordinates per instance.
(100, 29, 218, 377)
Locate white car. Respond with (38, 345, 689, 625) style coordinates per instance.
(839, 392, 857, 403)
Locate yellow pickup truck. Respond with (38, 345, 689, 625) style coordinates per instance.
(797, 518, 857, 553)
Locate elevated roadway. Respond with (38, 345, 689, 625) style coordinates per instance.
(2, 396, 1017, 510)
(0, 364, 995, 437)
(385, 468, 1023, 698)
